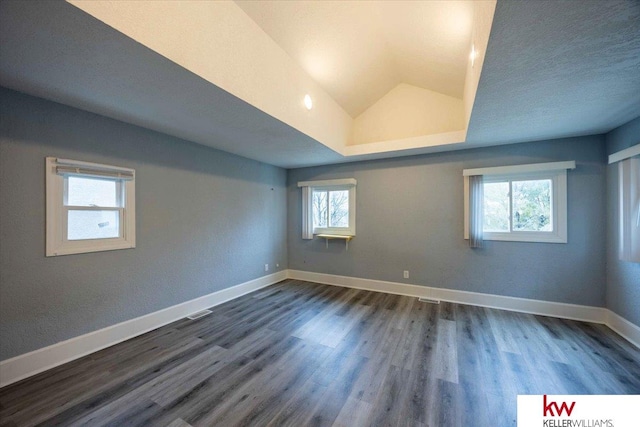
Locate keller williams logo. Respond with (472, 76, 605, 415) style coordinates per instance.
(543, 395, 576, 417)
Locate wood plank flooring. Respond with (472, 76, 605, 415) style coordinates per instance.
(1, 279, 638, 426)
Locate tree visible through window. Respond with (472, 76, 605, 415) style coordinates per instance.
(298, 178, 356, 238)
(464, 161, 572, 244)
(512, 179, 551, 231)
(313, 190, 349, 229)
(483, 179, 552, 233)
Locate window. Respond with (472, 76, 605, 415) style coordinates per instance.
(298, 179, 356, 238)
(46, 157, 136, 256)
(464, 161, 575, 243)
(312, 189, 350, 229)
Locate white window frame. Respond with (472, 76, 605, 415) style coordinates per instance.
(298, 178, 356, 237)
(464, 161, 575, 244)
(45, 157, 136, 256)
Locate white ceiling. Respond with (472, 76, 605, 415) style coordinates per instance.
(236, 0, 473, 117)
(0, 1, 639, 169)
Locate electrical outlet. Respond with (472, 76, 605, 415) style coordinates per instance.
(403, 270, 409, 279)
(265, 264, 269, 272)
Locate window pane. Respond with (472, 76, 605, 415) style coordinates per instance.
(312, 191, 328, 228)
(512, 179, 552, 231)
(329, 190, 349, 227)
(67, 210, 120, 240)
(67, 176, 119, 207)
(483, 182, 510, 232)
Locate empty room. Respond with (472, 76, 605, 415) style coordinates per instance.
(1, 0, 639, 426)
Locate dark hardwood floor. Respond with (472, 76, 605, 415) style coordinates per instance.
(1, 279, 639, 427)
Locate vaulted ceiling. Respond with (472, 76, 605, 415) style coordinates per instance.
(1, 0, 638, 168)
(236, 0, 474, 117)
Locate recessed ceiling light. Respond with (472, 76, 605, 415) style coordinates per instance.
(470, 44, 478, 68)
(304, 94, 313, 110)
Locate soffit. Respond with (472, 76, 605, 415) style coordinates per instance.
(1, 1, 638, 169)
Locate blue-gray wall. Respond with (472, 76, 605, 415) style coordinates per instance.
(0, 88, 288, 360)
(1, 85, 634, 363)
(288, 137, 607, 307)
(605, 116, 640, 326)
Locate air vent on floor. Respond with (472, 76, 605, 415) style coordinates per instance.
(186, 309, 212, 320)
(418, 297, 440, 304)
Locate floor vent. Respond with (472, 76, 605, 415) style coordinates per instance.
(418, 297, 440, 304)
(187, 309, 212, 320)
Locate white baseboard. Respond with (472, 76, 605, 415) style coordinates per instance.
(2, 268, 638, 389)
(287, 270, 607, 323)
(287, 269, 639, 349)
(0, 271, 287, 388)
(605, 310, 640, 349)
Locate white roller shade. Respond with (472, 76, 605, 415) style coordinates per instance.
(55, 158, 134, 180)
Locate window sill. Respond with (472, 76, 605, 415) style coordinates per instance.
(479, 233, 567, 244)
(47, 239, 136, 256)
(316, 234, 354, 250)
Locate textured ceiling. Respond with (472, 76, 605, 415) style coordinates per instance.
(467, 0, 640, 145)
(0, 0, 638, 169)
(236, 0, 474, 117)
